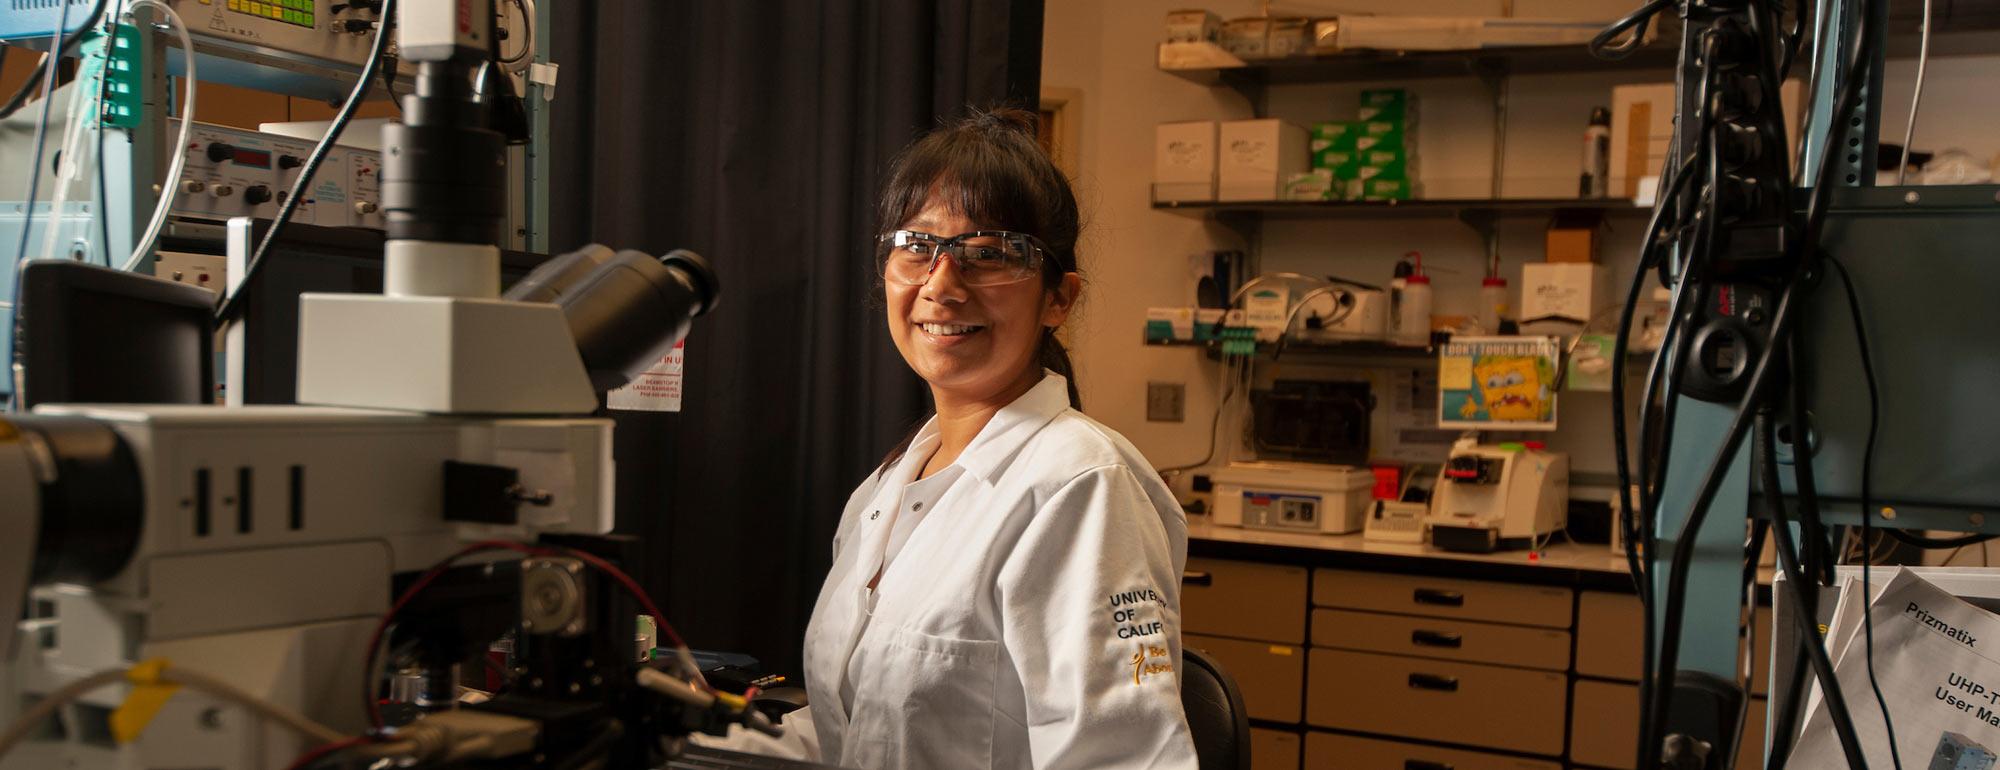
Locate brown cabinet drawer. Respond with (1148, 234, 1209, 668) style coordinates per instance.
(1576, 592, 1771, 697)
(1186, 557, 1310, 643)
(1312, 608, 1570, 671)
(1312, 569, 1572, 628)
(1576, 591, 1642, 680)
(1571, 679, 1640, 768)
(1252, 728, 1301, 770)
(1305, 648, 1567, 756)
(1570, 680, 1768, 770)
(1186, 633, 1305, 723)
(1302, 731, 1560, 770)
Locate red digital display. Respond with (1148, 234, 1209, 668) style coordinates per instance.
(232, 148, 272, 168)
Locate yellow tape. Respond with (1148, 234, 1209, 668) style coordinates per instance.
(110, 658, 181, 743)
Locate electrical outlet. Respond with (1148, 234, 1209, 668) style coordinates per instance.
(1147, 382, 1185, 422)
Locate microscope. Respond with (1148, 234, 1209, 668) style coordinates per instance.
(0, 2, 768, 767)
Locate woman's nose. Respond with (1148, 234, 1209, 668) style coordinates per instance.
(921, 252, 971, 303)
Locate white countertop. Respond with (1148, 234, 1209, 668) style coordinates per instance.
(1186, 517, 1637, 576)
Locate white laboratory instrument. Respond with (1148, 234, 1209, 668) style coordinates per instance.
(1292, 285, 1388, 342)
(1211, 461, 1375, 534)
(1425, 438, 1569, 552)
(1363, 499, 1428, 543)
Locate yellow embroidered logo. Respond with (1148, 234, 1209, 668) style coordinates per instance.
(1130, 643, 1173, 685)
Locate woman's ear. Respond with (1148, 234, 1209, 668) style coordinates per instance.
(1042, 272, 1082, 328)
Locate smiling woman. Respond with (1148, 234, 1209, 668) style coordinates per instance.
(697, 109, 1199, 769)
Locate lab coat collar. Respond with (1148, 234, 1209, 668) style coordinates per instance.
(948, 370, 1072, 485)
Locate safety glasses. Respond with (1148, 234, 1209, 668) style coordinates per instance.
(876, 229, 1050, 287)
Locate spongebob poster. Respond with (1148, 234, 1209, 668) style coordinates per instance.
(1437, 336, 1560, 430)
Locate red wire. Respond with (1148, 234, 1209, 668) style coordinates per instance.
(283, 736, 374, 770)
(362, 540, 697, 729)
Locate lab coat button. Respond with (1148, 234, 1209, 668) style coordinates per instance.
(912, 501, 924, 511)
(870, 511, 880, 520)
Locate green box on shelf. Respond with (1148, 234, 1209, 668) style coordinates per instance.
(1310, 121, 1361, 154)
(1312, 148, 1355, 171)
(1359, 88, 1414, 122)
(1359, 178, 1415, 201)
(1285, 170, 1340, 201)
(1355, 120, 1411, 153)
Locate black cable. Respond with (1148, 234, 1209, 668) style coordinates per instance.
(1760, 413, 1872, 769)
(212, 0, 397, 325)
(1646, 0, 1881, 755)
(1591, 0, 1673, 60)
(0, 0, 108, 121)
(1824, 251, 1901, 769)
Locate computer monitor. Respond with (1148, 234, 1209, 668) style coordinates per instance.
(12, 260, 218, 409)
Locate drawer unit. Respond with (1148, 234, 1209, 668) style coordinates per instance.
(1577, 591, 1770, 696)
(1186, 557, 1310, 643)
(1576, 590, 1642, 680)
(1570, 680, 1768, 770)
(1251, 728, 1300, 770)
(1304, 731, 1562, 770)
(1306, 648, 1567, 756)
(1312, 608, 1571, 671)
(1313, 569, 1573, 628)
(1186, 633, 1306, 723)
(1570, 679, 1640, 768)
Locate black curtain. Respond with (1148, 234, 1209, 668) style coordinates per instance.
(550, 1, 1043, 678)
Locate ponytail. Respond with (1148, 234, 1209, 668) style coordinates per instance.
(1039, 327, 1081, 410)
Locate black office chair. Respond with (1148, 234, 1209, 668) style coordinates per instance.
(1181, 646, 1251, 770)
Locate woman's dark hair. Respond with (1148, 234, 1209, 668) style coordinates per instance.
(875, 108, 1084, 469)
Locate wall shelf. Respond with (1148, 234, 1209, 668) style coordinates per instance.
(1153, 197, 1650, 243)
(1160, 42, 1677, 105)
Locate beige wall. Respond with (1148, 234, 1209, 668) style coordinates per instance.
(1043, 1, 2000, 488)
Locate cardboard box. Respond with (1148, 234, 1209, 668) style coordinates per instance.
(1310, 121, 1361, 153)
(1218, 119, 1309, 202)
(1545, 212, 1602, 263)
(1611, 79, 1804, 199)
(1268, 17, 1312, 57)
(1154, 120, 1218, 202)
(1520, 262, 1609, 335)
(1221, 17, 1271, 58)
(1332, 15, 1627, 51)
(1165, 9, 1222, 43)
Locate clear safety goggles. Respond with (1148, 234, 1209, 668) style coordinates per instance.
(876, 229, 1050, 287)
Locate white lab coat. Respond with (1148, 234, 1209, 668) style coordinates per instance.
(795, 371, 1198, 769)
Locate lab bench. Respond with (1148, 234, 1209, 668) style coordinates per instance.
(1181, 520, 1771, 770)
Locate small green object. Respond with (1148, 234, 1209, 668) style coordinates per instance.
(100, 24, 143, 129)
(1499, 442, 1525, 452)
(1145, 320, 1175, 342)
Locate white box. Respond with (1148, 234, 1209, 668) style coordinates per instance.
(1519, 262, 1609, 336)
(1212, 461, 1376, 534)
(1217, 119, 1308, 202)
(1165, 9, 1222, 43)
(1610, 79, 1804, 199)
(1154, 120, 1218, 203)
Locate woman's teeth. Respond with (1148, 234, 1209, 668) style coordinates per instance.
(921, 323, 983, 336)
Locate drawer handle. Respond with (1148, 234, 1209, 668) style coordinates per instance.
(1413, 588, 1464, 607)
(1411, 630, 1463, 648)
(1405, 762, 1454, 770)
(1407, 673, 1459, 692)
(1182, 571, 1213, 587)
